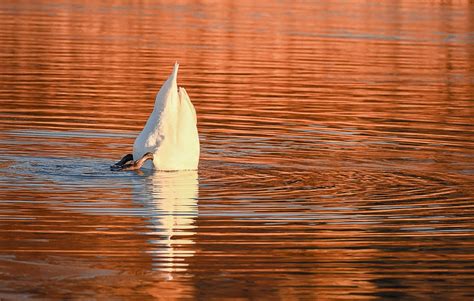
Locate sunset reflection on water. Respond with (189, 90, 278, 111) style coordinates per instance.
(0, 0, 473, 300)
(139, 171, 198, 275)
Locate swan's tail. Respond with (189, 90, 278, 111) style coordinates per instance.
(171, 62, 179, 84)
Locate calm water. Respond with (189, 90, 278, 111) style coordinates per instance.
(1, 0, 473, 300)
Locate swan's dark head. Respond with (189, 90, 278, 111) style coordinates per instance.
(142, 152, 154, 160)
(111, 152, 154, 171)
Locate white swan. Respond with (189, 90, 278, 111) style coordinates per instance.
(111, 63, 200, 171)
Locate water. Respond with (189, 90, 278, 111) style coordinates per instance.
(1, 0, 473, 299)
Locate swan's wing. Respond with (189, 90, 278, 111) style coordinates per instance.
(178, 87, 197, 125)
(134, 63, 180, 155)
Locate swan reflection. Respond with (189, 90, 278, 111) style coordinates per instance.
(135, 170, 198, 275)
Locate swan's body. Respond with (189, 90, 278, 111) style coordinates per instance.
(132, 63, 200, 170)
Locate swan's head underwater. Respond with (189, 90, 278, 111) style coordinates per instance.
(110, 152, 154, 171)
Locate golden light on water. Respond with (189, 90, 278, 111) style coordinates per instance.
(0, 0, 473, 299)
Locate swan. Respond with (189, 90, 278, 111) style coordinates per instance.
(111, 63, 200, 171)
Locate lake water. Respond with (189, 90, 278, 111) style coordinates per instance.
(0, 0, 473, 300)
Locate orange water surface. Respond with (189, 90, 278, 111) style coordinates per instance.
(0, 0, 473, 300)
